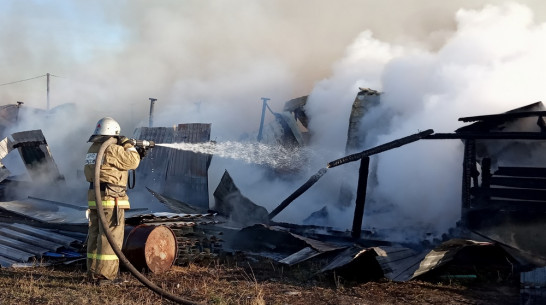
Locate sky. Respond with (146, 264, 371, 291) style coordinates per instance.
(1, 0, 546, 241)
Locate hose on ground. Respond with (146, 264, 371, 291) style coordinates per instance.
(94, 137, 202, 305)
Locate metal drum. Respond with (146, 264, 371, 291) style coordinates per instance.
(123, 224, 178, 274)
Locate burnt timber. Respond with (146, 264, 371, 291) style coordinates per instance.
(427, 102, 546, 259)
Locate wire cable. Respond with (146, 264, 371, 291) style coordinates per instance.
(0, 74, 64, 88)
(0, 74, 47, 87)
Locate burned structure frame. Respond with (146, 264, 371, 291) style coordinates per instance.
(275, 101, 546, 256)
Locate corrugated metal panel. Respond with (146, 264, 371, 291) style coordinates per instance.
(133, 127, 172, 191)
(0, 223, 84, 267)
(0, 227, 69, 250)
(0, 243, 35, 261)
(411, 239, 494, 279)
(320, 246, 374, 273)
(164, 124, 211, 209)
(133, 124, 212, 210)
(0, 104, 20, 139)
(146, 187, 205, 214)
(0, 197, 88, 224)
(0, 256, 18, 267)
(8, 223, 77, 246)
(279, 247, 321, 266)
(319, 244, 432, 282)
(10, 130, 63, 181)
(374, 246, 428, 282)
(521, 267, 546, 288)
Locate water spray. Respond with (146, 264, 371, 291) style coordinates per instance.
(156, 141, 310, 169)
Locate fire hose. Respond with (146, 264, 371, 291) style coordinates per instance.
(94, 137, 202, 305)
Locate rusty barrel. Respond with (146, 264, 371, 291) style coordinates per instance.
(123, 224, 178, 273)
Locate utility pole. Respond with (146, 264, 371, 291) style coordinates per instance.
(149, 98, 157, 128)
(46, 73, 50, 110)
(257, 97, 270, 142)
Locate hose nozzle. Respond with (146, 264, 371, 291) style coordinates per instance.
(130, 139, 156, 149)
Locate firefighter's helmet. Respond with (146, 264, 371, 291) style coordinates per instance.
(88, 117, 121, 142)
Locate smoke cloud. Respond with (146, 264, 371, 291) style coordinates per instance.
(302, 2, 546, 240)
(1, 1, 546, 240)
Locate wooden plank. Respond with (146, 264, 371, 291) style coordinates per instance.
(471, 187, 546, 201)
(490, 177, 546, 189)
(425, 132, 546, 140)
(469, 200, 546, 213)
(458, 110, 546, 123)
(495, 167, 546, 178)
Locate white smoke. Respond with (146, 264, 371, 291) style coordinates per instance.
(0, 1, 545, 240)
(301, 2, 546, 240)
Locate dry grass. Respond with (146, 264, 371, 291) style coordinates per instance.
(0, 259, 519, 305)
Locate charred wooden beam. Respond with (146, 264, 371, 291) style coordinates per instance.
(351, 157, 370, 239)
(458, 110, 546, 123)
(268, 168, 328, 220)
(327, 129, 434, 168)
(472, 199, 546, 211)
(425, 132, 546, 140)
(489, 177, 546, 189)
(461, 140, 475, 219)
(471, 187, 546, 201)
(494, 167, 546, 178)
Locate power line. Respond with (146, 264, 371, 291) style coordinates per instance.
(0, 74, 47, 87)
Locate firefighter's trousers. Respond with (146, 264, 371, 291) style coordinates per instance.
(87, 208, 125, 280)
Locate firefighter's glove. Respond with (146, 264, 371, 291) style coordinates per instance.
(137, 147, 147, 159)
(118, 136, 131, 146)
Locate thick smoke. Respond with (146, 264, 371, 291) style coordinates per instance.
(0, 1, 546, 240)
(302, 2, 546, 240)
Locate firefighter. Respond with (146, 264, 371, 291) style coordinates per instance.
(84, 117, 140, 284)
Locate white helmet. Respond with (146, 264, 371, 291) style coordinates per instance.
(88, 117, 121, 142)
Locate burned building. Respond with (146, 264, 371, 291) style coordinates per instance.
(448, 101, 546, 259)
(345, 88, 381, 153)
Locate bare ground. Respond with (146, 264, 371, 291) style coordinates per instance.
(0, 258, 520, 305)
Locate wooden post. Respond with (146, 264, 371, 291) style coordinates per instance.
(257, 97, 270, 142)
(351, 156, 370, 239)
(481, 158, 491, 188)
(268, 168, 327, 220)
(461, 139, 475, 226)
(46, 73, 50, 110)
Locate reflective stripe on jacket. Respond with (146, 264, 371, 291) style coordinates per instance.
(87, 200, 130, 209)
(87, 253, 119, 261)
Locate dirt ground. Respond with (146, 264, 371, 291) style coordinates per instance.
(0, 258, 521, 305)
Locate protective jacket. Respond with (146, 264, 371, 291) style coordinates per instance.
(84, 139, 140, 209)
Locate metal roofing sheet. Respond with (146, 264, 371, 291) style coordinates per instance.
(374, 246, 428, 282)
(0, 227, 66, 251)
(411, 239, 494, 279)
(279, 247, 321, 266)
(521, 266, 546, 288)
(133, 125, 212, 210)
(0, 223, 84, 267)
(0, 235, 50, 256)
(8, 223, 78, 246)
(0, 197, 87, 224)
(319, 244, 430, 282)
